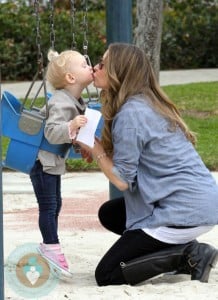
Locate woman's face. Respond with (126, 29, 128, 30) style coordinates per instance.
(93, 50, 109, 90)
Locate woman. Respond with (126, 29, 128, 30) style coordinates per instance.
(79, 43, 218, 286)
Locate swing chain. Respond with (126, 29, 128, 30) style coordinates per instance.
(70, 0, 77, 50)
(22, 0, 49, 119)
(34, 0, 44, 75)
(80, 1, 99, 103)
(49, 0, 55, 50)
(82, 0, 89, 56)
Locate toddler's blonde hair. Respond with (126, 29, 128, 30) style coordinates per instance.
(46, 49, 78, 89)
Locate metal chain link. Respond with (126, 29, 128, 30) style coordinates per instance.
(22, 0, 48, 117)
(34, 0, 44, 75)
(49, 0, 55, 50)
(70, 0, 77, 50)
(82, 0, 89, 55)
(81, 0, 99, 102)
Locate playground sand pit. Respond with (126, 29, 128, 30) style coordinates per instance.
(3, 172, 218, 299)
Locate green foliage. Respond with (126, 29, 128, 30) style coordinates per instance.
(0, 0, 217, 79)
(161, 0, 218, 69)
(0, 0, 106, 81)
(0, 1, 36, 80)
(66, 158, 98, 171)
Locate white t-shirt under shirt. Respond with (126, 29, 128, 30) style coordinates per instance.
(143, 226, 214, 244)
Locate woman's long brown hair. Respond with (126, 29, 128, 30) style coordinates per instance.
(100, 43, 196, 156)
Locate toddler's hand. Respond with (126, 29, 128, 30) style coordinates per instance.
(70, 115, 87, 131)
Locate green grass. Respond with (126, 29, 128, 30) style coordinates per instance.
(163, 82, 218, 170)
(182, 116, 218, 170)
(163, 82, 218, 113)
(2, 81, 218, 171)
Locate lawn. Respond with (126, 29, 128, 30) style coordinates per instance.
(1, 81, 218, 171)
(163, 82, 218, 170)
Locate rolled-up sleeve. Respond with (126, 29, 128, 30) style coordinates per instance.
(112, 104, 148, 192)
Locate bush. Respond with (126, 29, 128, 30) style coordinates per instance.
(0, 1, 36, 80)
(0, 0, 217, 81)
(161, 0, 218, 69)
(0, 0, 106, 81)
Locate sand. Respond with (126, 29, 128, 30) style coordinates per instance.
(3, 172, 218, 300)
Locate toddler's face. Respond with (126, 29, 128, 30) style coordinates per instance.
(68, 53, 93, 86)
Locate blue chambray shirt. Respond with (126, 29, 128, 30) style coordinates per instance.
(111, 95, 218, 230)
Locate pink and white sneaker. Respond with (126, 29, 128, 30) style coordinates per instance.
(37, 243, 73, 278)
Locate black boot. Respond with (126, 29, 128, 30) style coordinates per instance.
(184, 242, 218, 283)
(120, 242, 194, 285)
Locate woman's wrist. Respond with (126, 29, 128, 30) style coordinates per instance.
(95, 152, 107, 163)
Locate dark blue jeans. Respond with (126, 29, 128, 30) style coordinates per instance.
(30, 160, 62, 244)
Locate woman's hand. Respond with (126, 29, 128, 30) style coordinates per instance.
(77, 138, 127, 191)
(80, 148, 93, 163)
(92, 137, 105, 158)
(77, 137, 105, 161)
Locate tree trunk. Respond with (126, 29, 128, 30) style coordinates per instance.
(134, 0, 163, 81)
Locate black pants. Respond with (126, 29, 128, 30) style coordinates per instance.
(95, 197, 174, 286)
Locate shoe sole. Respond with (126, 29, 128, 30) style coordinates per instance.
(37, 247, 73, 279)
(199, 249, 218, 283)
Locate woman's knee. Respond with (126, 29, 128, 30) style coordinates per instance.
(98, 202, 108, 226)
(95, 260, 109, 286)
(98, 198, 126, 234)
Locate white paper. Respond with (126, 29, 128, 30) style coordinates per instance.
(76, 107, 102, 148)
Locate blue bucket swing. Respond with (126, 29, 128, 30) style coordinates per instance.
(1, 0, 103, 174)
(1, 69, 73, 174)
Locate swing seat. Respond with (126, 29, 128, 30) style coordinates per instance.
(1, 91, 103, 173)
(1, 91, 71, 174)
(1, 91, 44, 173)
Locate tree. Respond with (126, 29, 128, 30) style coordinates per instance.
(134, 0, 163, 80)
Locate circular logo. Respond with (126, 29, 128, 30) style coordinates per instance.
(5, 243, 60, 298)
